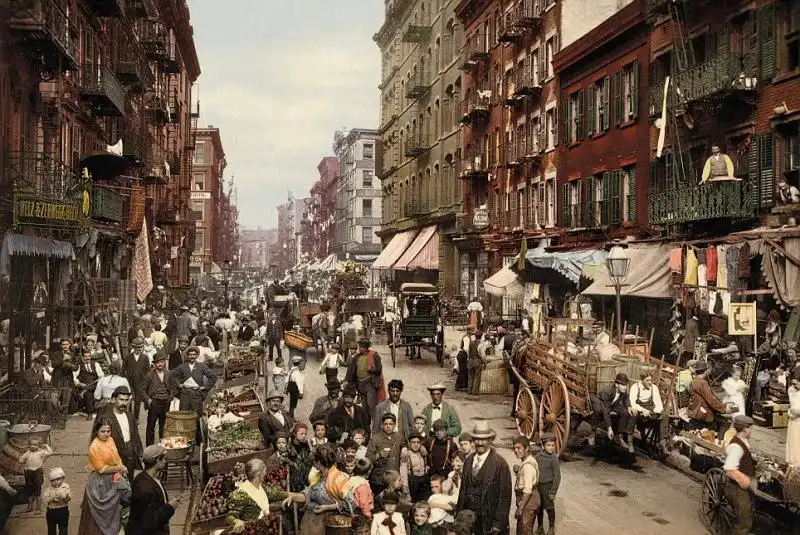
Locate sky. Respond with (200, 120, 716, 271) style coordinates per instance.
(189, 0, 384, 228)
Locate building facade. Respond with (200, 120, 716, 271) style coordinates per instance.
(333, 129, 381, 260)
(303, 157, 339, 261)
(375, 0, 465, 293)
(240, 227, 278, 269)
(189, 126, 226, 280)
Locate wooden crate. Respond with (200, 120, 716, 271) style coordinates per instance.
(205, 448, 273, 476)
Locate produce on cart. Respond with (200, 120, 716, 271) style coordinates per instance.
(204, 422, 272, 476)
(224, 344, 261, 380)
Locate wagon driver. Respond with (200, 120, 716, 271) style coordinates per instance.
(344, 337, 386, 417)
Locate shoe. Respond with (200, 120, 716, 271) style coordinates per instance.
(535, 528, 545, 535)
(546, 528, 555, 535)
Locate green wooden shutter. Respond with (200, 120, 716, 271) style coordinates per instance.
(601, 172, 610, 225)
(631, 61, 640, 119)
(759, 132, 775, 209)
(747, 136, 759, 210)
(585, 175, 595, 227)
(577, 89, 585, 140)
(613, 71, 622, 127)
(563, 100, 570, 145)
(627, 166, 637, 223)
(602, 76, 610, 131)
(553, 103, 559, 147)
(612, 170, 622, 224)
(587, 85, 595, 136)
(561, 183, 570, 227)
(760, 4, 777, 80)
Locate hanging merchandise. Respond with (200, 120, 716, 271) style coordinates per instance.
(717, 245, 728, 289)
(669, 247, 682, 285)
(684, 247, 699, 286)
(727, 245, 741, 292)
(739, 242, 751, 279)
(706, 246, 718, 282)
(708, 291, 718, 315)
(697, 263, 709, 311)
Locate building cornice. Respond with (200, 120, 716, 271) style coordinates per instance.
(158, 0, 201, 81)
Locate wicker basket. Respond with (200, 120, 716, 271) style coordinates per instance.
(284, 331, 313, 351)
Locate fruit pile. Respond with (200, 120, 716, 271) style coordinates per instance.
(240, 514, 281, 535)
(208, 422, 262, 448)
(194, 474, 236, 521)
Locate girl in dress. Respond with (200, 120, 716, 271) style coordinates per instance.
(787, 373, 800, 466)
(721, 364, 749, 416)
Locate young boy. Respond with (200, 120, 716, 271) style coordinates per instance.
(371, 490, 407, 535)
(413, 415, 428, 439)
(310, 421, 328, 450)
(286, 355, 305, 419)
(427, 474, 456, 528)
(457, 433, 474, 459)
(535, 433, 561, 535)
(20, 438, 53, 512)
(272, 355, 287, 394)
(340, 438, 359, 475)
(42, 467, 70, 535)
(352, 428, 368, 460)
(400, 432, 429, 503)
(319, 343, 344, 384)
(411, 501, 433, 535)
(207, 401, 243, 433)
(368, 413, 403, 494)
(513, 436, 540, 535)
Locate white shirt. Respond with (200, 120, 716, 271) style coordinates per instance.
(629, 382, 664, 414)
(287, 367, 305, 395)
(114, 410, 131, 443)
(723, 438, 750, 471)
(472, 450, 490, 474)
(388, 401, 399, 419)
(430, 404, 443, 423)
(320, 352, 340, 370)
(271, 410, 285, 426)
(370, 511, 406, 535)
(428, 492, 456, 525)
(94, 376, 131, 400)
(73, 361, 105, 384)
(208, 412, 244, 433)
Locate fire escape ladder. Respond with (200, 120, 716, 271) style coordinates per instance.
(669, 1, 693, 74)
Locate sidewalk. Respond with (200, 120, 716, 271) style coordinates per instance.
(4, 413, 199, 535)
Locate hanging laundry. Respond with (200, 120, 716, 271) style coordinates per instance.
(684, 247, 699, 286)
(669, 247, 682, 272)
(721, 290, 731, 316)
(697, 264, 709, 311)
(727, 245, 740, 292)
(717, 245, 728, 289)
(739, 242, 751, 279)
(696, 247, 707, 265)
(707, 246, 718, 282)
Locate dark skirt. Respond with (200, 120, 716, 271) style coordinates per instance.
(455, 351, 469, 390)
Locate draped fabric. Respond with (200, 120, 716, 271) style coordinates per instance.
(132, 216, 153, 302)
(126, 185, 146, 232)
(760, 238, 800, 309)
(324, 465, 351, 501)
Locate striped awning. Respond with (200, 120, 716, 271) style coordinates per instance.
(394, 225, 439, 270)
(372, 229, 418, 270)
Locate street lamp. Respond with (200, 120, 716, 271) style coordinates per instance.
(605, 243, 630, 342)
(223, 259, 232, 310)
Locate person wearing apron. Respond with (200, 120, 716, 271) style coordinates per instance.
(723, 416, 757, 535)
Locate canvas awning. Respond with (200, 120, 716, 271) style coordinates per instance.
(518, 244, 607, 284)
(393, 225, 439, 270)
(483, 266, 524, 297)
(372, 229, 418, 270)
(318, 253, 338, 271)
(582, 244, 672, 299)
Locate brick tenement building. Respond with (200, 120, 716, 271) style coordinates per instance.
(647, 0, 800, 237)
(190, 126, 227, 280)
(303, 156, 339, 260)
(553, 0, 649, 244)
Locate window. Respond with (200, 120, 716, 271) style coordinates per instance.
(194, 229, 204, 252)
(545, 35, 559, 79)
(623, 165, 637, 223)
(192, 201, 204, 221)
(561, 181, 581, 228)
(361, 227, 373, 244)
(545, 108, 556, 150)
(566, 90, 584, 144)
(591, 76, 610, 132)
(597, 170, 622, 225)
(621, 62, 640, 121)
(194, 142, 205, 164)
(785, 1, 800, 70)
(362, 198, 373, 217)
(531, 48, 540, 85)
(545, 178, 555, 227)
(363, 143, 374, 159)
(193, 173, 204, 190)
(362, 169, 373, 187)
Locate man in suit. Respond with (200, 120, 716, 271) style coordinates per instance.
(326, 384, 371, 443)
(258, 392, 294, 449)
(373, 379, 414, 440)
(96, 385, 143, 476)
(169, 335, 189, 370)
(421, 384, 462, 438)
(142, 352, 179, 446)
(122, 337, 151, 421)
(171, 346, 217, 416)
(127, 444, 180, 535)
(344, 338, 384, 417)
(74, 345, 104, 419)
(309, 379, 341, 424)
(456, 421, 513, 535)
(589, 372, 636, 452)
(23, 354, 47, 388)
(265, 311, 284, 362)
(175, 305, 193, 340)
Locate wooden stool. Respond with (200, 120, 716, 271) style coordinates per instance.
(159, 454, 193, 487)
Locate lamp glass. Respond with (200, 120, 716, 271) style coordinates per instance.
(606, 245, 630, 284)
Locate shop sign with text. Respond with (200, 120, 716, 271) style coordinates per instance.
(13, 194, 84, 230)
(190, 191, 211, 200)
(473, 205, 489, 229)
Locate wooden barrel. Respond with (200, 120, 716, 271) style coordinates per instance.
(325, 514, 352, 535)
(480, 360, 509, 395)
(164, 411, 197, 442)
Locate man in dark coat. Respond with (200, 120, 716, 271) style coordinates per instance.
(456, 421, 513, 535)
(170, 346, 216, 416)
(169, 335, 189, 371)
(258, 393, 294, 449)
(309, 379, 341, 424)
(141, 352, 178, 446)
(96, 385, 144, 476)
(75, 345, 104, 419)
(344, 338, 384, 417)
(265, 311, 284, 362)
(127, 444, 179, 535)
(589, 372, 636, 452)
(326, 384, 371, 443)
(122, 337, 151, 421)
(51, 338, 78, 411)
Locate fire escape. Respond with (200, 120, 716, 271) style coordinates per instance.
(647, 0, 767, 227)
(459, 29, 490, 185)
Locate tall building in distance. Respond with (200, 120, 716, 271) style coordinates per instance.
(333, 129, 381, 261)
(190, 126, 228, 280)
(302, 157, 339, 260)
(240, 227, 278, 269)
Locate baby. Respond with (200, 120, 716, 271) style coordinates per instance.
(20, 438, 53, 512)
(427, 474, 456, 527)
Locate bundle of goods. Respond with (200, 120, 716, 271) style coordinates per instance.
(283, 330, 312, 351)
(160, 436, 192, 461)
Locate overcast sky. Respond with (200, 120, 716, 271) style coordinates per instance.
(189, 0, 384, 228)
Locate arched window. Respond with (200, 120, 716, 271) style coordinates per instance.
(434, 99, 440, 138)
(425, 167, 432, 211)
(433, 163, 441, 209)
(435, 37, 441, 73)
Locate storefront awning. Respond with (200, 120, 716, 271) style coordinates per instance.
(483, 266, 524, 297)
(582, 244, 672, 299)
(3, 234, 74, 259)
(394, 225, 439, 270)
(318, 253, 338, 271)
(519, 244, 607, 284)
(372, 229, 418, 270)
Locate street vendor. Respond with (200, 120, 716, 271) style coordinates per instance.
(170, 346, 216, 416)
(589, 373, 636, 452)
(226, 458, 273, 534)
(687, 360, 731, 432)
(723, 415, 757, 535)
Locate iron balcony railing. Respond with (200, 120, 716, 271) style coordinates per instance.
(405, 133, 431, 158)
(91, 185, 124, 223)
(459, 91, 491, 125)
(499, 9, 523, 43)
(114, 52, 151, 93)
(78, 63, 126, 116)
(120, 129, 147, 163)
(128, 0, 155, 18)
(406, 71, 430, 99)
(141, 21, 169, 60)
(510, 0, 542, 27)
(5, 151, 82, 200)
(459, 151, 489, 180)
(145, 90, 170, 124)
(460, 31, 489, 71)
(404, 200, 429, 217)
(8, 0, 79, 71)
(648, 180, 756, 225)
(401, 10, 431, 42)
(85, 0, 126, 18)
(647, 0, 674, 16)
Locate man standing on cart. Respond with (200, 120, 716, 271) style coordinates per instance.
(723, 415, 757, 535)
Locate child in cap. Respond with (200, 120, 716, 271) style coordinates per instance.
(42, 467, 71, 535)
(535, 433, 561, 535)
(272, 355, 287, 394)
(286, 355, 305, 419)
(20, 437, 53, 512)
(401, 432, 429, 503)
(371, 490, 407, 535)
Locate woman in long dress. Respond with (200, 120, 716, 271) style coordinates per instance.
(787, 374, 800, 466)
(226, 459, 274, 533)
(78, 418, 131, 535)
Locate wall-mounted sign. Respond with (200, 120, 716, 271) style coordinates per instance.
(190, 255, 203, 265)
(14, 195, 84, 229)
(729, 302, 756, 336)
(190, 191, 211, 200)
(473, 205, 489, 229)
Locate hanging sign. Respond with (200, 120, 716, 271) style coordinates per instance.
(190, 191, 211, 200)
(728, 302, 756, 336)
(473, 205, 489, 229)
(13, 195, 83, 229)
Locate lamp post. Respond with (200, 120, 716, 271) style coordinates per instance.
(223, 259, 232, 310)
(606, 244, 630, 342)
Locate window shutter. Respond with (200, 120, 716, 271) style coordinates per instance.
(612, 170, 622, 224)
(537, 182, 546, 225)
(554, 32, 560, 54)
(631, 61, 640, 119)
(759, 132, 775, 209)
(538, 117, 546, 153)
(538, 45, 546, 83)
(602, 76, 610, 131)
(600, 172, 610, 225)
(626, 166, 637, 223)
(585, 176, 595, 227)
(561, 183, 570, 227)
(587, 85, 595, 136)
(760, 4, 777, 80)
(563, 100, 570, 145)
(613, 71, 622, 127)
(577, 89, 585, 140)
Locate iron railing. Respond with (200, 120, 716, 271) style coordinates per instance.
(406, 71, 430, 99)
(5, 151, 82, 200)
(0, 385, 69, 429)
(405, 133, 431, 157)
(141, 21, 169, 60)
(114, 52, 151, 92)
(459, 150, 489, 180)
(401, 9, 431, 42)
(459, 91, 491, 124)
(91, 185, 124, 222)
(8, 0, 79, 71)
(510, 0, 542, 27)
(145, 90, 170, 123)
(460, 31, 489, 70)
(648, 180, 756, 225)
(404, 200, 429, 217)
(78, 63, 126, 116)
(85, 0, 126, 18)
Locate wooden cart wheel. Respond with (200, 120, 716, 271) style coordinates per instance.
(391, 324, 397, 368)
(515, 387, 537, 439)
(700, 468, 735, 535)
(538, 377, 571, 454)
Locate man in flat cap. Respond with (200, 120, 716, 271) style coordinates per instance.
(723, 415, 756, 535)
(127, 444, 180, 535)
(142, 352, 178, 446)
(310, 379, 342, 425)
(345, 338, 385, 417)
(590, 373, 636, 452)
(95, 385, 143, 476)
(366, 412, 403, 494)
(688, 359, 730, 433)
(122, 337, 151, 421)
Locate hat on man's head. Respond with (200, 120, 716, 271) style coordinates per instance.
(180, 305, 189, 311)
(432, 419, 448, 431)
(153, 352, 167, 363)
(342, 384, 358, 398)
(427, 383, 447, 393)
(112, 385, 132, 397)
(468, 420, 496, 440)
(265, 391, 285, 402)
(325, 379, 341, 390)
(408, 431, 424, 441)
(381, 412, 397, 423)
(274, 431, 289, 441)
(142, 444, 168, 464)
(131, 337, 144, 348)
(733, 415, 755, 431)
(539, 432, 557, 444)
(614, 373, 630, 386)
(694, 360, 709, 373)
(35, 354, 47, 365)
(291, 355, 303, 364)
(86, 334, 98, 342)
(177, 335, 190, 343)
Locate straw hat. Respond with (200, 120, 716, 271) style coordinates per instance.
(468, 420, 496, 440)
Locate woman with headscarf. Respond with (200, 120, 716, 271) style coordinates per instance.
(282, 443, 349, 535)
(226, 458, 275, 533)
(78, 418, 131, 535)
